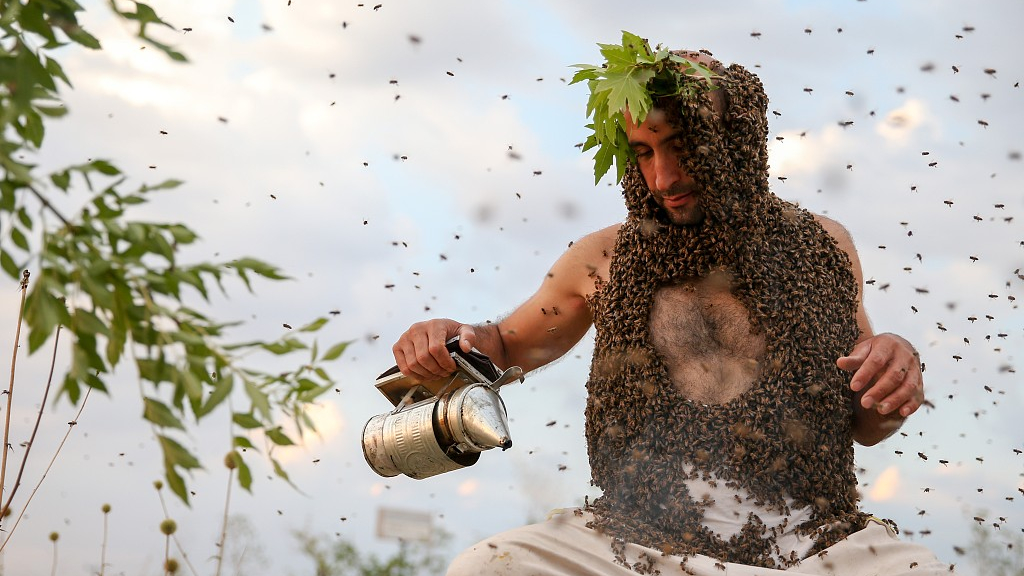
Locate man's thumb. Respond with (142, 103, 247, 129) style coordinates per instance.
(457, 324, 475, 352)
(837, 341, 869, 370)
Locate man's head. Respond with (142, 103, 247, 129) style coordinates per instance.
(617, 49, 771, 230)
(623, 51, 727, 227)
(625, 108, 704, 226)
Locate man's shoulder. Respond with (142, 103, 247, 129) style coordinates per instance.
(567, 222, 621, 256)
(549, 223, 621, 294)
(809, 212, 856, 254)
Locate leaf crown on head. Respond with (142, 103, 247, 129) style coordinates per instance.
(570, 31, 721, 184)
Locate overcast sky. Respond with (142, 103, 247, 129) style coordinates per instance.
(1, 1, 1021, 574)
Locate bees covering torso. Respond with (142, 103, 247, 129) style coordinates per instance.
(582, 209, 868, 569)
(582, 60, 868, 569)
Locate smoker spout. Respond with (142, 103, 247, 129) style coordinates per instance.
(452, 384, 514, 452)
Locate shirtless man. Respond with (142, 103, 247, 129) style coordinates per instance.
(391, 47, 946, 575)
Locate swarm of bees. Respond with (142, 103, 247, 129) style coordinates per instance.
(582, 58, 870, 570)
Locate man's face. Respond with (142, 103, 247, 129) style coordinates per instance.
(625, 109, 705, 226)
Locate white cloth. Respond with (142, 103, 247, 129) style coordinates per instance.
(446, 509, 953, 576)
(679, 465, 817, 564)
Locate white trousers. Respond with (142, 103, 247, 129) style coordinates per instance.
(447, 509, 953, 576)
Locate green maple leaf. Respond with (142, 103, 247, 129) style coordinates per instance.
(570, 30, 719, 185)
(595, 67, 654, 124)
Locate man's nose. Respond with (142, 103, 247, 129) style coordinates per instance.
(653, 152, 683, 193)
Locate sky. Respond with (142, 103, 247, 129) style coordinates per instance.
(0, 0, 1022, 574)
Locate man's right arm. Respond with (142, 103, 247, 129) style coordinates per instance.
(391, 224, 617, 381)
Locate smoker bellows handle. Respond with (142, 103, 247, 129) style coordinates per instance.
(490, 365, 524, 389)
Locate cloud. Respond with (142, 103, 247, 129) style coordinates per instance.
(868, 465, 902, 502)
(768, 125, 846, 178)
(875, 99, 931, 147)
(457, 477, 479, 497)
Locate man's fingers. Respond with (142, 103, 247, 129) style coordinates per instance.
(458, 324, 476, 353)
(393, 321, 460, 381)
(393, 343, 431, 381)
(875, 371, 924, 416)
(858, 358, 923, 418)
(837, 339, 872, 372)
(848, 342, 894, 393)
(421, 330, 457, 375)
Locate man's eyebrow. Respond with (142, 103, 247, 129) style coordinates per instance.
(628, 129, 685, 149)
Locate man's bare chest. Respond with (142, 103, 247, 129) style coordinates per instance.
(648, 275, 766, 404)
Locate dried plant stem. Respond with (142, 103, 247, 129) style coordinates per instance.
(99, 505, 110, 576)
(0, 270, 30, 512)
(155, 488, 199, 576)
(214, 466, 235, 576)
(50, 535, 58, 576)
(164, 534, 170, 576)
(0, 388, 91, 553)
(1, 325, 62, 518)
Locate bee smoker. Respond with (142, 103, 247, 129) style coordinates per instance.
(362, 339, 523, 480)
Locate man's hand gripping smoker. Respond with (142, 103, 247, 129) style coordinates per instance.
(362, 338, 524, 479)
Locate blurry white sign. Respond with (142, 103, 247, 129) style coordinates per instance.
(376, 507, 433, 542)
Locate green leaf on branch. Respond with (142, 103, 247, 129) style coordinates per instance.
(320, 340, 352, 362)
(298, 317, 328, 333)
(44, 56, 72, 88)
(157, 434, 202, 502)
(10, 226, 30, 251)
(0, 250, 21, 279)
(229, 257, 289, 291)
(195, 373, 233, 417)
(35, 104, 69, 118)
(108, 0, 186, 62)
(139, 178, 184, 193)
(143, 397, 185, 429)
(228, 451, 253, 491)
(233, 436, 257, 450)
(158, 435, 202, 470)
(21, 109, 45, 147)
(233, 412, 263, 430)
(25, 287, 70, 352)
(50, 170, 71, 191)
(267, 427, 295, 446)
(260, 337, 308, 356)
(271, 456, 294, 485)
(90, 159, 121, 176)
(65, 24, 102, 50)
(137, 357, 169, 385)
(166, 223, 198, 244)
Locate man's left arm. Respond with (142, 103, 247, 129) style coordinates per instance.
(815, 216, 926, 446)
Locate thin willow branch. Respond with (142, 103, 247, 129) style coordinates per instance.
(0, 387, 91, 553)
(0, 270, 30, 515)
(1, 324, 62, 516)
(27, 184, 73, 229)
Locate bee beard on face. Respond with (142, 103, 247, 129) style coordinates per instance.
(653, 189, 706, 227)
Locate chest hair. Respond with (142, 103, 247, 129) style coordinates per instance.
(648, 275, 766, 404)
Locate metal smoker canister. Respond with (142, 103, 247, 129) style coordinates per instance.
(362, 342, 522, 480)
